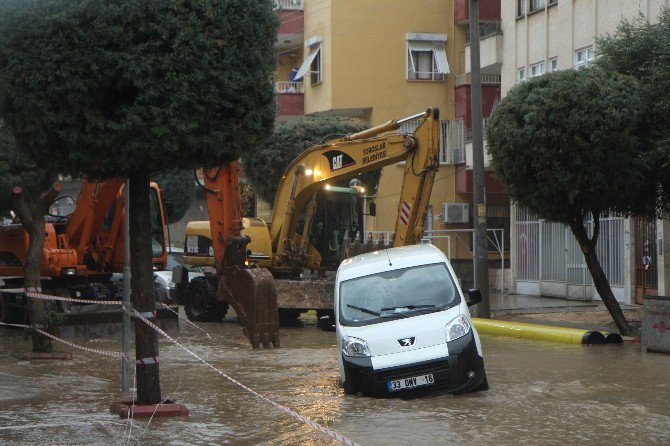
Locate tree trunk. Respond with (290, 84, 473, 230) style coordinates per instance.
(569, 218, 634, 336)
(12, 185, 61, 352)
(129, 169, 162, 404)
(24, 216, 50, 352)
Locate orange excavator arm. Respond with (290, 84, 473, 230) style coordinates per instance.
(200, 163, 279, 348)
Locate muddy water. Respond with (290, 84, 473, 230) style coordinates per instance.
(1, 314, 669, 446)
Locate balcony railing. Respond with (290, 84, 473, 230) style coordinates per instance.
(274, 81, 304, 93)
(464, 117, 491, 142)
(398, 119, 464, 164)
(465, 20, 502, 44)
(455, 73, 501, 87)
(275, 0, 304, 10)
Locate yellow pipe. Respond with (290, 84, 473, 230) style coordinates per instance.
(472, 318, 606, 345)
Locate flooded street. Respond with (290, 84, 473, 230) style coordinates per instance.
(1, 313, 669, 446)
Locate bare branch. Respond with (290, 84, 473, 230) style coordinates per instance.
(11, 186, 33, 229)
(35, 182, 62, 215)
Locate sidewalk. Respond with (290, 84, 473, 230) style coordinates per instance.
(487, 293, 642, 333)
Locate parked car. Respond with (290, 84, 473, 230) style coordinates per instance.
(334, 244, 487, 397)
(154, 247, 203, 304)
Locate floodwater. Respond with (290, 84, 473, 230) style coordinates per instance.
(0, 313, 669, 446)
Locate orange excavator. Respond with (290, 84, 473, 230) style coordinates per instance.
(0, 180, 168, 321)
(172, 164, 280, 348)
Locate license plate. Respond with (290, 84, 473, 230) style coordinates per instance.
(186, 236, 199, 254)
(387, 373, 434, 392)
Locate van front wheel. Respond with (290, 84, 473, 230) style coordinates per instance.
(342, 378, 357, 395)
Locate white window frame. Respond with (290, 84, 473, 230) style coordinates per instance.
(518, 67, 526, 82)
(574, 46, 594, 69)
(517, 0, 526, 16)
(530, 0, 546, 12)
(530, 61, 545, 77)
(549, 57, 558, 72)
(295, 36, 323, 85)
(406, 33, 449, 82)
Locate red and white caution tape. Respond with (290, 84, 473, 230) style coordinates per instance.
(156, 302, 212, 339)
(0, 322, 127, 360)
(24, 290, 124, 306)
(126, 307, 362, 446)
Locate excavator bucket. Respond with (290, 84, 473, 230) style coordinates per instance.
(220, 266, 280, 348)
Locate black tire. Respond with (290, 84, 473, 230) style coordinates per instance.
(342, 367, 358, 395)
(474, 373, 489, 392)
(342, 378, 357, 395)
(317, 310, 335, 331)
(154, 284, 170, 304)
(184, 276, 224, 322)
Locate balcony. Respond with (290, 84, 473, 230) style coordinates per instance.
(454, 0, 501, 24)
(275, 0, 303, 10)
(455, 73, 501, 87)
(276, 0, 303, 50)
(464, 22, 503, 73)
(275, 81, 304, 116)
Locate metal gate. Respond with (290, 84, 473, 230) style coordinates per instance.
(634, 218, 657, 304)
(515, 206, 625, 300)
(565, 223, 592, 300)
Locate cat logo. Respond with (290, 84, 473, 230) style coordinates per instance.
(323, 150, 355, 171)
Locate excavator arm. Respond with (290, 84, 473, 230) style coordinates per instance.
(270, 107, 441, 270)
(200, 163, 279, 348)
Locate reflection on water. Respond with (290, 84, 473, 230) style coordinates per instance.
(1, 313, 669, 445)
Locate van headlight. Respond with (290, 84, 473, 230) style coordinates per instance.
(445, 314, 471, 342)
(341, 336, 370, 357)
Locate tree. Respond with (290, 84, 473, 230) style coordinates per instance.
(596, 9, 670, 210)
(487, 68, 644, 336)
(243, 115, 368, 203)
(0, 122, 59, 351)
(0, 0, 278, 404)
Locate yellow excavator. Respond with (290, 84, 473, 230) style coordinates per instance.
(176, 107, 441, 327)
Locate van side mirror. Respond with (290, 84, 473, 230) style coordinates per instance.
(466, 288, 482, 307)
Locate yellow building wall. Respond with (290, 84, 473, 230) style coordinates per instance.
(301, 0, 476, 258)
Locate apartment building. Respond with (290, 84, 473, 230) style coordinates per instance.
(275, 0, 510, 288)
(500, 0, 670, 304)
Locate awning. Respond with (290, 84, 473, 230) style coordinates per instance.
(295, 44, 320, 81)
(407, 40, 450, 75)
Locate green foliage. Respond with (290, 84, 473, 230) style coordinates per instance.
(243, 115, 369, 203)
(596, 9, 670, 212)
(0, 0, 279, 179)
(487, 68, 644, 223)
(0, 122, 55, 215)
(152, 169, 193, 223)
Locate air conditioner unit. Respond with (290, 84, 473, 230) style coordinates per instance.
(442, 203, 469, 224)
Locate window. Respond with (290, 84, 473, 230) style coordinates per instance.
(530, 0, 546, 11)
(518, 67, 526, 82)
(549, 57, 558, 72)
(530, 61, 544, 77)
(295, 36, 322, 85)
(406, 33, 449, 81)
(517, 0, 526, 16)
(574, 46, 594, 69)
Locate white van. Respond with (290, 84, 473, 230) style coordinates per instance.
(335, 244, 487, 397)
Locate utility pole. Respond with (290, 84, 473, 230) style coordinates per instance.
(122, 181, 131, 394)
(469, 0, 490, 317)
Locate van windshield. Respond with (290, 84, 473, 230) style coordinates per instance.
(338, 262, 460, 326)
